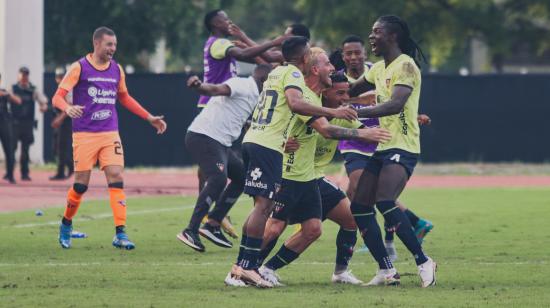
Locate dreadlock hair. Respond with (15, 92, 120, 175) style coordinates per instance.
(377, 15, 426, 68)
(329, 48, 346, 72)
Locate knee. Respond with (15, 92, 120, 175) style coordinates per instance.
(303, 222, 322, 243)
(73, 183, 88, 194)
(106, 169, 124, 183)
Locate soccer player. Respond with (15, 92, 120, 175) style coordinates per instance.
(254, 48, 391, 287)
(198, 9, 287, 108)
(53, 27, 167, 250)
(338, 35, 433, 259)
(177, 64, 273, 252)
(258, 72, 371, 286)
(226, 37, 358, 288)
(351, 15, 437, 287)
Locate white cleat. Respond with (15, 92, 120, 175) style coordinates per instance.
(331, 270, 363, 285)
(418, 257, 437, 288)
(385, 241, 398, 262)
(224, 264, 248, 287)
(259, 265, 283, 287)
(363, 268, 401, 286)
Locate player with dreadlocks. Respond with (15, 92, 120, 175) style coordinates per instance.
(350, 15, 437, 288)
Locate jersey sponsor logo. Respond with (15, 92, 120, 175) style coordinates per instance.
(292, 71, 301, 78)
(91, 109, 112, 121)
(386, 78, 391, 88)
(399, 111, 408, 135)
(87, 77, 117, 83)
(245, 167, 268, 190)
(390, 153, 401, 163)
(88, 86, 117, 105)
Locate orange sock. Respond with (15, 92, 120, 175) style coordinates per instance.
(109, 188, 127, 227)
(63, 187, 84, 221)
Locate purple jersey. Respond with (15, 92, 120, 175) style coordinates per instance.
(198, 36, 237, 107)
(338, 104, 380, 155)
(72, 57, 120, 132)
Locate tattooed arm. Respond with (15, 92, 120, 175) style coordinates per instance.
(310, 117, 391, 143)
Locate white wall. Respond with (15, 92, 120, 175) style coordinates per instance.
(0, 0, 45, 165)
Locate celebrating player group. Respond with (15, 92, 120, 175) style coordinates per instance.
(54, 8, 437, 289)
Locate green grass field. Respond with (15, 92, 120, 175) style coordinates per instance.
(1, 188, 549, 307)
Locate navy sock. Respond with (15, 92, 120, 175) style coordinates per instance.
(404, 209, 420, 227)
(377, 200, 428, 265)
(351, 202, 393, 270)
(258, 237, 279, 268)
(115, 225, 125, 234)
(335, 228, 357, 273)
(239, 236, 263, 270)
(61, 217, 72, 226)
(265, 244, 300, 271)
(236, 234, 249, 265)
(384, 221, 395, 242)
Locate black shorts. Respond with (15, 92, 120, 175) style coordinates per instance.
(318, 177, 347, 221)
(364, 149, 419, 178)
(242, 142, 283, 199)
(271, 179, 322, 225)
(343, 152, 372, 175)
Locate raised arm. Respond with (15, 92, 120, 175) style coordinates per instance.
(187, 76, 231, 97)
(229, 23, 285, 63)
(357, 85, 411, 118)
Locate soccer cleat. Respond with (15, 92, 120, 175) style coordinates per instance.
(332, 270, 363, 285)
(199, 223, 233, 248)
(363, 268, 401, 286)
(112, 232, 136, 250)
(415, 219, 434, 244)
(259, 265, 283, 287)
(385, 241, 398, 262)
(58, 223, 73, 249)
(418, 257, 437, 288)
(177, 229, 205, 252)
(220, 216, 239, 239)
(224, 265, 248, 287)
(240, 267, 273, 288)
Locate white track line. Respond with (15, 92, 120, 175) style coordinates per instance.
(7, 199, 248, 229)
(0, 261, 546, 267)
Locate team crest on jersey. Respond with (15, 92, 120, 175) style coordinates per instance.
(292, 71, 301, 78)
(386, 79, 391, 88)
(216, 162, 225, 172)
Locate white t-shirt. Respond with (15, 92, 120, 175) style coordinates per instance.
(188, 76, 259, 147)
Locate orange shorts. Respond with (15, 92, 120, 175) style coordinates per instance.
(72, 131, 124, 172)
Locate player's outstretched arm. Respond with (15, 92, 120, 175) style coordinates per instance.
(286, 88, 357, 121)
(227, 34, 287, 63)
(357, 85, 412, 118)
(187, 76, 231, 97)
(310, 117, 391, 143)
(229, 23, 284, 63)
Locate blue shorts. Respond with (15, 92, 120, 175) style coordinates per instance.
(242, 143, 283, 199)
(343, 152, 372, 175)
(318, 177, 347, 221)
(271, 179, 322, 224)
(364, 149, 419, 178)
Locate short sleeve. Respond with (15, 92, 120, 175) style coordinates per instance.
(283, 67, 306, 93)
(223, 77, 244, 98)
(58, 62, 81, 92)
(365, 65, 375, 84)
(210, 38, 235, 60)
(394, 61, 418, 89)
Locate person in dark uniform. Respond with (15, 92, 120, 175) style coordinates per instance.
(0, 73, 22, 184)
(49, 68, 73, 180)
(11, 67, 48, 181)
